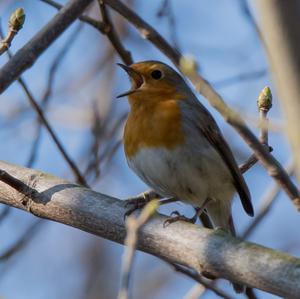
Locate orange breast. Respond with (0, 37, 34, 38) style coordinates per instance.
(124, 100, 185, 158)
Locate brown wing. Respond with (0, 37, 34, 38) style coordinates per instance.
(187, 98, 254, 216)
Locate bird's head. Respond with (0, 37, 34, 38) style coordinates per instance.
(117, 61, 189, 104)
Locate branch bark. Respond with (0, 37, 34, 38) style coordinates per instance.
(255, 0, 300, 182)
(0, 160, 299, 298)
(0, 0, 93, 93)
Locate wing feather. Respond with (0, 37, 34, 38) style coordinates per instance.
(183, 98, 254, 216)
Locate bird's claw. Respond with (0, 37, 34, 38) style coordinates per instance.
(163, 211, 197, 227)
(124, 190, 161, 220)
(124, 199, 146, 220)
(170, 210, 181, 217)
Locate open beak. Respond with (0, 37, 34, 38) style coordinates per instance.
(117, 63, 144, 98)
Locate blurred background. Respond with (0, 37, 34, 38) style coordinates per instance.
(0, 1, 299, 298)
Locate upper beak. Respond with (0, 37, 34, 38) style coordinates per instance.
(117, 63, 144, 98)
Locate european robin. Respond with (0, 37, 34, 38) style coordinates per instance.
(118, 60, 254, 292)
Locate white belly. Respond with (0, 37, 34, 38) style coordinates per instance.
(127, 145, 235, 207)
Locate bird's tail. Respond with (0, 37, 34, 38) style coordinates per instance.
(228, 215, 245, 294)
(204, 204, 245, 294)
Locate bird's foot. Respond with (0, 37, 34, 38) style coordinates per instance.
(124, 190, 161, 219)
(163, 211, 197, 227)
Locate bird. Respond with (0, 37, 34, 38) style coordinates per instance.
(118, 60, 254, 292)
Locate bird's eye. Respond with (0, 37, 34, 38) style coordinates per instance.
(151, 69, 163, 80)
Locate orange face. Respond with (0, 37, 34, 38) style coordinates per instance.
(117, 61, 187, 105)
(120, 61, 187, 158)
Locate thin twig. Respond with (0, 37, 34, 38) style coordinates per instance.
(183, 284, 205, 299)
(245, 287, 259, 299)
(27, 24, 83, 167)
(40, 0, 106, 32)
(0, 169, 40, 200)
(0, 24, 88, 186)
(213, 69, 267, 88)
(0, 0, 94, 93)
(118, 200, 159, 299)
(18, 78, 88, 186)
(101, 0, 300, 210)
(156, 0, 180, 50)
(170, 263, 234, 299)
(98, 0, 133, 65)
(0, 8, 25, 56)
(0, 205, 10, 225)
(242, 159, 294, 239)
(239, 86, 272, 173)
(0, 219, 43, 260)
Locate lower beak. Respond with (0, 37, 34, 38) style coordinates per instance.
(117, 63, 144, 98)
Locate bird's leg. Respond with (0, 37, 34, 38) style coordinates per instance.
(192, 197, 213, 223)
(164, 197, 212, 227)
(125, 189, 161, 207)
(124, 191, 178, 219)
(124, 190, 161, 218)
(199, 212, 214, 229)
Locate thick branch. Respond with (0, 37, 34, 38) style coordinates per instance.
(0, 160, 299, 298)
(0, 0, 93, 93)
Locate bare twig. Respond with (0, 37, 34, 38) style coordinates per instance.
(183, 284, 205, 299)
(156, 0, 180, 50)
(0, 161, 299, 298)
(27, 24, 83, 167)
(0, 8, 25, 56)
(101, 0, 300, 210)
(98, 0, 133, 65)
(245, 288, 259, 299)
(238, 0, 267, 51)
(257, 86, 273, 144)
(17, 79, 88, 186)
(239, 86, 273, 173)
(0, 0, 94, 93)
(103, 0, 180, 62)
(213, 68, 267, 88)
(0, 169, 41, 206)
(0, 219, 43, 260)
(40, 0, 106, 32)
(0, 26, 87, 186)
(242, 159, 294, 239)
(0, 205, 10, 225)
(170, 263, 234, 299)
(118, 200, 159, 299)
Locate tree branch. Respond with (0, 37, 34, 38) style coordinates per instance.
(242, 159, 294, 239)
(0, 0, 94, 93)
(0, 8, 25, 56)
(239, 86, 272, 173)
(40, 0, 106, 32)
(0, 219, 42, 261)
(0, 25, 88, 187)
(118, 200, 159, 299)
(0, 160, 299, 298)
(98, 0, 133, 65)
